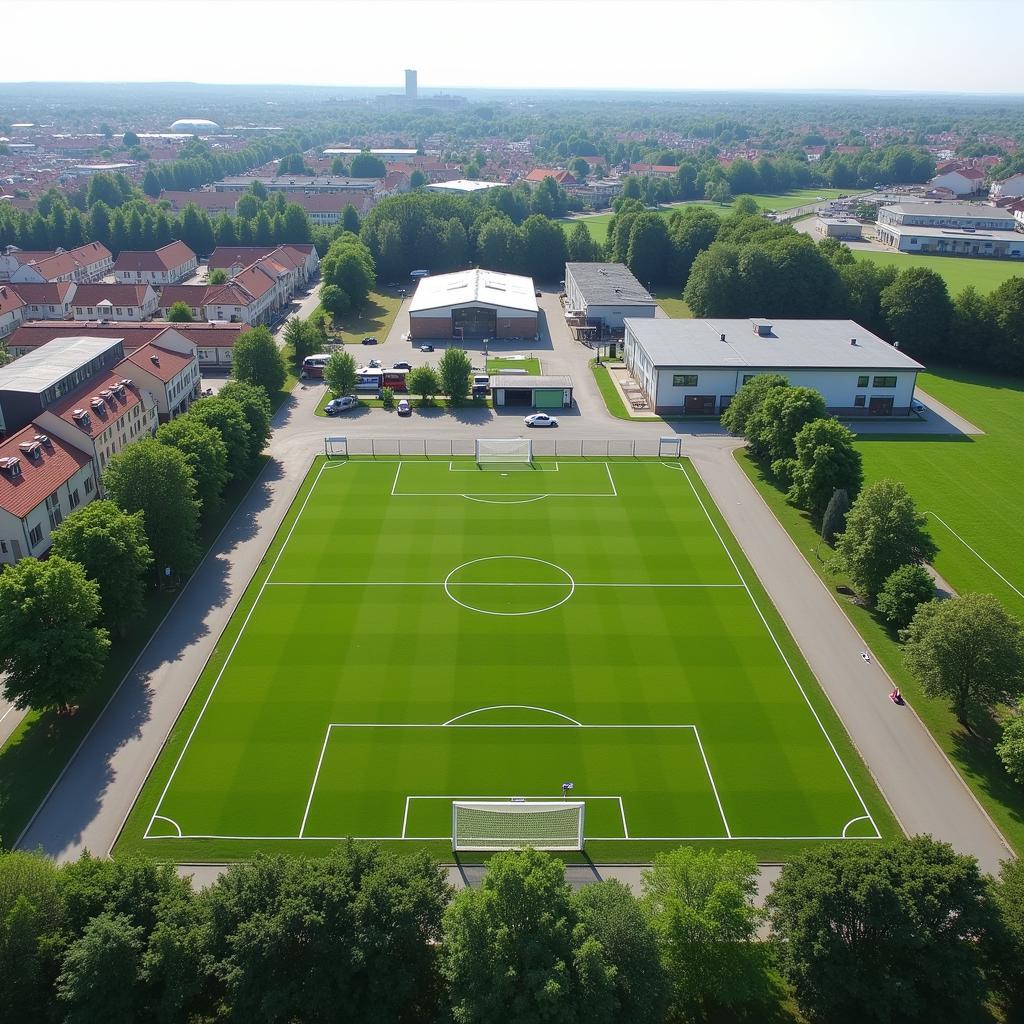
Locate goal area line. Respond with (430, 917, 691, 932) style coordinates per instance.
(390, 461, 619, 497)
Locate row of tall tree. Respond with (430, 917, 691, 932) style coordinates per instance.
(2, 838, 1022, 1023)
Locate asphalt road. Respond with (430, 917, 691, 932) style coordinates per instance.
(15, 287, 1013, 875)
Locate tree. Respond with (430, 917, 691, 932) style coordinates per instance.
(786, 417, 863, 519)
(719, 373, 788, 436)
(642, 847, 768, 1020)
(324, 349, 357, 397)
(991, 857, 1024, 1015)
(56, 912, 145, 1023)
(341, 204, 361, 234)
(166, 300, 193, 323)
(571, 880, 668, 1024)
(625, 213, 673, 286)
(188, 396, 252, 482)
(218, 380, 273, 469)
(732, 194, 760, 216)
(875, 563, 936, 630)
(768, 838, 999, 1024)
(566, 222, 602, 263)
(284, 316, 321, 364)
(320, 283, 351, 317)
(207, 267, 228, 285)
(879, 267, 953, 361)
(438, 347, 472, 403)
(820, 488, 851, 546)
(746, 385, 827, 465)
(103, 438, 201, 578)
(997, 711, 1024, 785)
(832, 479, 937, 601)
(407, 364, 441, 402)
(50, 501, 153, 635)
(0, 557, 109, 712)
(902, 592, 1024, 724)
(157, 416, 230, 516)
(321, 237, 376, 309)
(410, 169, 427, 189)
(350, 152, 387, 178)
(142, 168, 162, 199)
(231, 325, 285, 395)
(441, 848, 614, 1024)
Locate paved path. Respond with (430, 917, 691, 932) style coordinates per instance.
(16, 287, 1012, 873)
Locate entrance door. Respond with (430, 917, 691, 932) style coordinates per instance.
(452, 306, 497, 340)
(684, 395, 716, 415)
(868, 396, 894, 416)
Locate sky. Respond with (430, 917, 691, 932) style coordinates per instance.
(4, 0, 1022, 95)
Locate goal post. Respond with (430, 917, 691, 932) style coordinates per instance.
(452, 800, 585, 852)
(658, 436, 682, 458)
(324, 436, 348, 458)
(475, 438, 533, 465)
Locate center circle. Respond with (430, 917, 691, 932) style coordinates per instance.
(443, 556, 575, 616)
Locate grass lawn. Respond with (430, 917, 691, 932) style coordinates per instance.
(850, 249, 1023, 296)
(319, 289, 404, 345)
(118, 457, 895, 863)
(0, 462, 270, 848)
(486, 356, 541, 375)
(650, 289, 693, 319)
(590, 360, 661, 423)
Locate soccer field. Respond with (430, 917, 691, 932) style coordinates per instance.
(122, 456, 891, 860)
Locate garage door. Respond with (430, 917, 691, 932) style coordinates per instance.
(684, 395, 716, 415)
(504, 388, 533, 407)
(534, 389, 564, 409)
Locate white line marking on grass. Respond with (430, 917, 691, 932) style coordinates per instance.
(144, 831, 885, 842)
(675, 462, 880, 837)
(146, 459, 332, 839)
(443, 556, 576, 616)
(618, 797, 629, 838)
(443, 705, 583, 726)
(462, 494, 549, 504)
(605, 462, 618, 496)
(925, 511, 1024, 601)
(402, 797, 411, 839)
(299, 725, 334, 838)
(264, 581, 744, 589)
(841, 814, 875, 838)
(692, 727, 732, 838)
(390, 462, 402, 496)
(150, 814, 183, 838)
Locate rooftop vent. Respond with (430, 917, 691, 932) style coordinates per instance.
(33, 434, 51, 446)
(850, 338, 857, 346)
(0, 456, 21, 476)
(720, 333, 726, 342)
(751, 319, 773, 337)
(90, 397, 105, 410)
(122, 378, 134, 387)
(150, 355, 160, 365)
(72, 408, 87, 420)
(18, 441, 42, 459)
(99, 389, 113, 399)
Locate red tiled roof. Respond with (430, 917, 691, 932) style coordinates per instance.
(113, 240, 196, 273)
(72, 284, 152, 307)
(19, 251, 78, 281)
(9, 282, 75, 305)
(232, 264, 275, 299)
(0, 424, 92, 520)
(206, 246, 278, 270)
(121, 342, 195, 383)
(46, 369, 144, 440)
(0, 285, 25, 317)
(8, 321, 246, 352)
(524, 168, 576, 184)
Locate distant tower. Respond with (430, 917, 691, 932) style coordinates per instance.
(405, 69, 418, 100)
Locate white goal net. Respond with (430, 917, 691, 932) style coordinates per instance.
(324, 436, 348, 458)
(452, 800, 585, 851)
(658, 436, 682, 458)
(475, 438, 533, 464)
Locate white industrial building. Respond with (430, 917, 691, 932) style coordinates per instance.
(622, 318, 923, 417)
(408, 269, 538, 340)
(874, 202, 1022, 258)
(424, 179, 507, 194)
(564, 263, 656, 334)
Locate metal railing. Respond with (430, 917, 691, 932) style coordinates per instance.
(339, 437, 670, 458)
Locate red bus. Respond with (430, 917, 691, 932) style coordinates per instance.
(381, 369, 409, 392)
(301, 354, 331, 379)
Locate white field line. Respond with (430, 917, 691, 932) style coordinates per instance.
(676, 462, 880, 839)
(443, 704, 582, 725)
(299, 725, 335, 838)
(390, 462, 402, 496)
(692, 727, 732, 838)
(448, 461, 560, 472)
(146, 459, 336, 837)
(264, 581, 744, 589)
(146, 832, 882, 842)
(842, 814, 872, 838)
(925, 511, 1024, 601)
(605, 462, 618, 496)
(617, 797, 629, 838)
(149, 814, 183, 838)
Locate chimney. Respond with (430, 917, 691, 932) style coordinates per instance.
(850, 338, 857, 346)
(151, 354, 159, 365)
(720, 333, 726, 342)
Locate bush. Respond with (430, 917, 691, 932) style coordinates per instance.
(381, 386, 394, 408)
(876, 563, 936, 629)
(997, 712, 1024, 785)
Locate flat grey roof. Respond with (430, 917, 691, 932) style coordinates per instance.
(883, 202, 1014, 221)
(0, 336, 122, 393)
(566, 263, 654, 307)
(624, 319, 924, 371)
(878, 223, 1022, 241)
(491, 374, 573, 389)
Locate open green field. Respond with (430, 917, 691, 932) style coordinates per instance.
(119, 457, 893, 862)
(317, 288, 404, 345)
(850, 250, 1023, 297)
(559, 191, 849, 245)
(486, 356, 541, 374)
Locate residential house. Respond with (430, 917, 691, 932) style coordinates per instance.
(0, 425, 98, 564)
(628, 163, 678, 179)
(3, 242, 113, 284)
(928, 164, 985, 197)
(8, 282, 76, 319)
(120, 339, 201, 421)
(113, 240, 198, 285)
(72, 284, 159, 321)
(991, 173, 1024, 201)
(523, 168, 576, 187)
(0, 285, 26, 342)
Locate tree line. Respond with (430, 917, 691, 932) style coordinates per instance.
(0, 328, 285, 717)
(725, 376, 1024, 787)
(1, 838, 1022, 1023)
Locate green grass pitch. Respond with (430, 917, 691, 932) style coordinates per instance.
(120, 456, 893, 861)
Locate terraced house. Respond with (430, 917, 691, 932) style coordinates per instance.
(113, 240, 198, 285)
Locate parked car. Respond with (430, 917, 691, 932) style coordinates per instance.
(524, 413, 559, 428)
(324, 395, 358, 415)
(535, 290, 542, 298)
(392, 361, 412, 370)
(362, 336, 378, 345)
(368, 358, 382, 368)
(397, 399, 412, 417)
(420, 344, 434, 352)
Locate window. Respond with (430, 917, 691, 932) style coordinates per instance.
(0, 540, 6, 553)
(873, 376, 898, 388)
(84, 476, 94, 494)
(46, 492, 63, 530)
(69, 488, 81, 509)
(857, 375, 869, 388)
(854, 395, 866, 407)
(672, 374, 699, 387)
(28, 524, 42, 547)
(742, 374, 755, 384)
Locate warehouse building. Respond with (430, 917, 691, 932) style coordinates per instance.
(564, 262, 656, 334)
(622, 318, 923, 417)
(491, 374, 574, 409)
(408, 269, 538, 340)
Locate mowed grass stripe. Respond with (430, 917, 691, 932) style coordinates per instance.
(120, 458, 895, 859)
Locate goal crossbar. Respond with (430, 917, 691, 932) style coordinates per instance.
(475, 438, 533, 464)
(452, 800, 584, 851)
(324, 436, 348, 458)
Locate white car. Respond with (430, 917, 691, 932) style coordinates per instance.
(324, 395, 358, 415)
(524, 413, 559, 428)
(368, 358, 382, 368)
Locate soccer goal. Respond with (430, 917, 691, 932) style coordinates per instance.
(475, 438, 533, 465)
(658, 436, 682, 458)
(452, 800, 585, 851)
(324, 436, 348, 458)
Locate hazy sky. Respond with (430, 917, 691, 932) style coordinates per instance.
(5, 0, 1022, 94)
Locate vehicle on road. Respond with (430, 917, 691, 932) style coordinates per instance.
(525, 413, 559, 428)
(368, 358, 382, 368)
(392, 361, 412, 370)
(535, 290, 542, 297)
(420, 344, 434, 352)
(362, 336, 378, 345)
(397, 399, 412, 417)
(302, 353, 331, 378)
(324, 395, 358, 415)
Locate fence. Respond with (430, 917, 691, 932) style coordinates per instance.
(336, 437, 671, 459)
